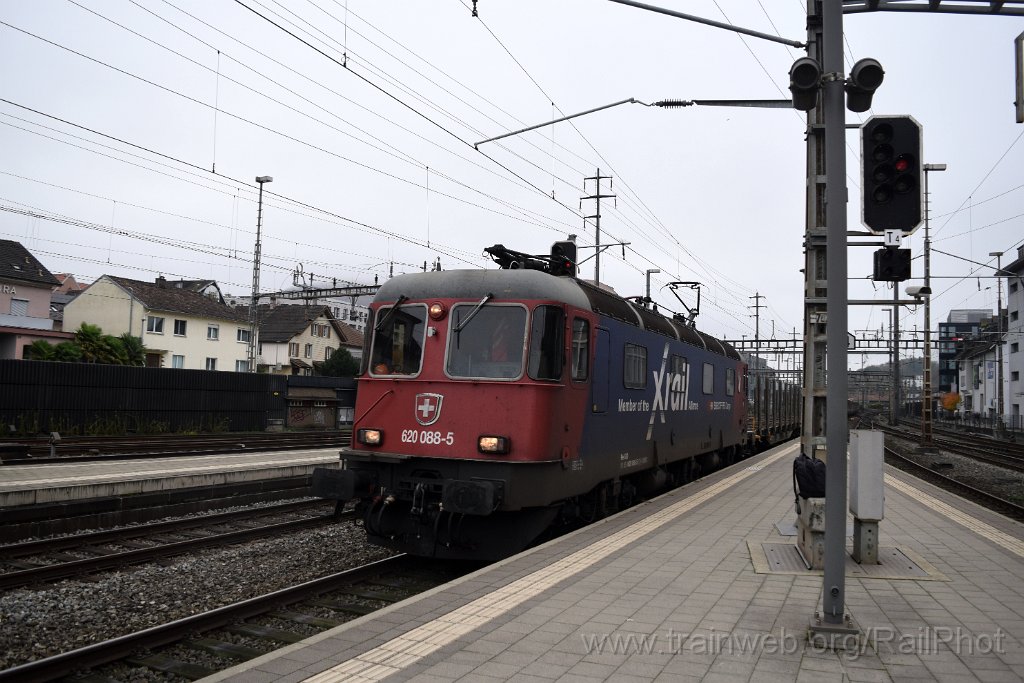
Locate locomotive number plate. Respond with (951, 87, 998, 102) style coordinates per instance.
(401, 429, 455, 446)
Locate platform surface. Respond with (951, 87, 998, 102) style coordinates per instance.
(200, 440, 1024, 682)
(0, 449, 339, 506)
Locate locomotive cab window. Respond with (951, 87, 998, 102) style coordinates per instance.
(571, 318, 589, 381)
(726, 368, 735, 397)
(624, 343, 647, 389)
(369, 304, 427, 376)
(529, 305, 565, 381)
(702, 362, 714, 394)
(446, 304, 527, 380)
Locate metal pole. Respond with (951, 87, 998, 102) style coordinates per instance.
(248, 175, 273, 372)
(646, 269, 660, 304)
(991, 251, 1005, 432)
(893, 286, 900, 424)
(821, 0, 850, 627)
(922, 163, 946, 443)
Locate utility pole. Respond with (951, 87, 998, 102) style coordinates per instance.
(991, 250, 1005, 433)
(582, 169, 615, 285)
(750, 292, 766, 435)
(922, 163, 946, 444)
(248, 175, 272, 373)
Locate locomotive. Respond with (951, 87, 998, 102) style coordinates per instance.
(312, 243, 749, 560)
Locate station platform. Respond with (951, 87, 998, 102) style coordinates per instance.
(0, 449, 340, 508)
(203, 440, 1024, 683)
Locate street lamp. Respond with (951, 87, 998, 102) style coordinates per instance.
(989, 250, 1004, 433)
(248, 175, 273, 373)
(921, 163, 946, 444)
(645, 269, 660, 306)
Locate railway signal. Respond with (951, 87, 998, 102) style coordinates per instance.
(873, 247, 911, 282)
(788, 57, 821, 111)
(862, 115, 923, 234)
(549, 240, 577, 276)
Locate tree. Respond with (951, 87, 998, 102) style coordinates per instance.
(26, 340, 56, 361)
(119, 333, 146, 366)
(321, 347, 360, 377)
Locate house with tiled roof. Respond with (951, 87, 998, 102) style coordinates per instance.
(0, 240, 73, 359)
(63, 275, 251, 370)
(257, 303, 362, 375)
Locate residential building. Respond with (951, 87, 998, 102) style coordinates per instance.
(0, 240, 72, 359)
(1001, 245, 1024, 426)
(257, 303, 363, 375)
(937, 309, 991, 394)
(63, 275, 251, 370)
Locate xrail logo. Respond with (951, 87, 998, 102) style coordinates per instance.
(646, 343, 695, 440)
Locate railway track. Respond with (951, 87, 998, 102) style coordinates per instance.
(0, 554, 473, 682)
(879, 421, 1024, 473)
(0, 500, 340, 589)
(1, 430, 352, 464)
(884, 446, 1024, 522)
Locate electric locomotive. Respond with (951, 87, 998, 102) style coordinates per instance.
(313, 243, 748, 560)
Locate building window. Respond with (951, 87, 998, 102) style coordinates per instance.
(172, 354, 184, 368)
(1011, 310, 1019, 323)
(1013, 343, 1020, 354)
(1012, 371, 1020, 382)
(289, 342, 299, 357)
(314, 400, 328, 407)
(10, 298, 28, 316)
(624, 343, 647, 389)
(703, 363, 714, 394)
(207, 324, 219, 340)
(235, 360, 248, 372)
(237, 328, 250, 343)
(325, 346, 334, 361)
(174, 319, 187, 336)
(304, 343, 313, 358)
(1011, 282, 1019, 294)
(205, 357, 217, 371)
(147, 316, 164, 333)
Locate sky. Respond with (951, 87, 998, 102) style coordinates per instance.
(1, 1, 1022, 367)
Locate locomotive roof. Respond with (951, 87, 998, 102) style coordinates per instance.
(374, 269, 592, 309)
(375, 269, 740, 361)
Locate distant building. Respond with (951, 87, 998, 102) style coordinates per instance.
(63, 275, 250, 370)
(937, 309, 991, 394)
(1000, 245, 1024, 426)
(0, 240, 72, 359)
(256, 303, 363, 376)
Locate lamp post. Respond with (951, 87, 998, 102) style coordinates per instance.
(922, 163, 946, 444)
(989, 250, 1004, 433)
(645, 269, 660, 306)
(248, 175, 273, 372)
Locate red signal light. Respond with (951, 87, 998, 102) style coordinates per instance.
(894, 157, 910, 172)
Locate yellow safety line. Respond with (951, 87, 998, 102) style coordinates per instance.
(303, 444, 798, 683)
(885, 474, 1024, 559)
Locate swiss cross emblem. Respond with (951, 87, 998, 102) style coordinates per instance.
(415, 393, 443, 426)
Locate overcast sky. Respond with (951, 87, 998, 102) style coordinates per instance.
(2, 1, 1022, 365)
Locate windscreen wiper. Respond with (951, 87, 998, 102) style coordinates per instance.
(453, 293, 493, 333)
(374, 295, 409, 332)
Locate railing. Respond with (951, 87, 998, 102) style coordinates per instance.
(933, 411, 1023, 437)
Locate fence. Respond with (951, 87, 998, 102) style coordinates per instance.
(0, 359, 288, 435)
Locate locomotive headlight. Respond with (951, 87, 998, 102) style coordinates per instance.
(357, 428, 383, 446)
(428, 302, 447, 320)
(477, 435, 510, 454)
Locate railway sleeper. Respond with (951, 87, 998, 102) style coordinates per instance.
(269, 610, 343, 628)
(307, 598, 378, 616)
(186, 636, 264, 661)
(124, 653, 213, 680)
(224, 623, 306, 644)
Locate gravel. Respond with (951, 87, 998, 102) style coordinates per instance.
(0, 519, 394, 671)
